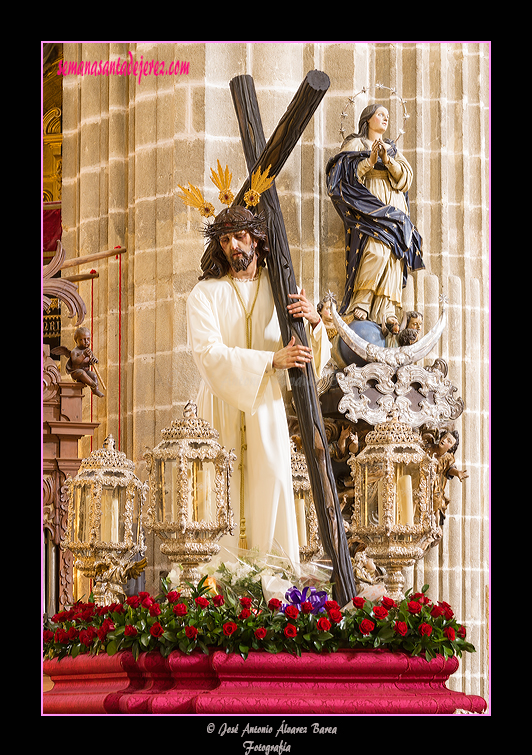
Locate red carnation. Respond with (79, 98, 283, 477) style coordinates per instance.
(411, 592, 431, 605)
(444, 626, 456, 641)
(359, 619, 375, 635)
(328, 608, 343, 623)
(52, 610, 73, 623)
(97, 618, 115, 641)
(284, 605, 299, 620)
(150, 622, 164, 638)
(439, 601, 454, 620)
(373, 605, 388, 620)
(394, 620, 408, 637)
(79, 627, 96, 646)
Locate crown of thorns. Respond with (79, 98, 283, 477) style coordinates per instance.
(177, 160, 274, 239)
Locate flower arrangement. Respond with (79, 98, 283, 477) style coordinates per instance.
(205, 557, 279, 606)
(43, 578, 475, 663)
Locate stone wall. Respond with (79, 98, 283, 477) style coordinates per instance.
(60, 42, 489, 701)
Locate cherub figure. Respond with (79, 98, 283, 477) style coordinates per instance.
(352, 550, 386, 602)
(323, 418, 358, 463)
(317, 291, 338, 341)
(397, 327, 419, 346)
(385, 310, 423, 347)
(89, 557, 148, 604)
(404, 310, 423, 339)
(52, 326, 104, 397)
(424, 429, 468, 526)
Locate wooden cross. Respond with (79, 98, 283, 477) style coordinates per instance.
(225, 72, 357, 606)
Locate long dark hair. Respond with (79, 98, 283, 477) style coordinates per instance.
(341, 103, 394, 150)
(440, 429, 460, 455)
(199, 206, 270, 280)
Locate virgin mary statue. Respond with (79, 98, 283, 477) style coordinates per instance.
(326, 103, 425, 327)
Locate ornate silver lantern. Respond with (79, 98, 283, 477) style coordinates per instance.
(290, 441, 322, 562)
(143, 403, 236, 594)
(62, 435, 147, 606)
(348, 414, 441, 601)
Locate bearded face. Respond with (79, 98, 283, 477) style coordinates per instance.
(219, 230, 257, 273)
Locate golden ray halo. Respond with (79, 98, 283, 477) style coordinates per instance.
(178, 161, 275, 218)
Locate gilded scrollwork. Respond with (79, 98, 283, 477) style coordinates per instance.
(347, 415, 441, 601)
(290, 441, 322, 562)
(61, 436, 148, 605)
(337, 359, 463, 429)
(142, 403, 236, 593)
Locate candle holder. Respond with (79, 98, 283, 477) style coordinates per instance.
(62, 435, 147, 606)
(348, 413, 441, 602)
(143, 403, 236, 595)
(291, 441, 322, 563)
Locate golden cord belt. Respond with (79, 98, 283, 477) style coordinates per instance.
(227, 267, 262, 549)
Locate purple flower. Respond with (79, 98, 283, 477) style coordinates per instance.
(283, 586, 327, 615)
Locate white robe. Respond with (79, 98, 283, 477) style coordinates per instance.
(186, 268, 331, 565)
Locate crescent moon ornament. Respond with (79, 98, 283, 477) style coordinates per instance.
(331, 295, 448, 368)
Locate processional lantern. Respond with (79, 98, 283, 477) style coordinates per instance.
(290, 440, 322, 562)
(142, 402, 236, 594)
(62, 435, 147, 606)
(348, 414, 441, 602)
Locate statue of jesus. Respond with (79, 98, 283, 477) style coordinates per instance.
(186, 206, 331, 565)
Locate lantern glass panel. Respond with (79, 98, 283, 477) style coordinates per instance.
(188, 460, 216, 522)
(395, 461, 419, 525)
(363, 461, 385, 526)
(156, 458, 181, 524)
(131, 487, 142, 544)
(72, 486, 90, 543)
(99, 485, 127, 543)
(294, 492, 308, 547)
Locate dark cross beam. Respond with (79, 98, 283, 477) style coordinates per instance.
(229, 72, 357, 607)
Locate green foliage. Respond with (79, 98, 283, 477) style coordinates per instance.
(43, 580, 476, 663)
